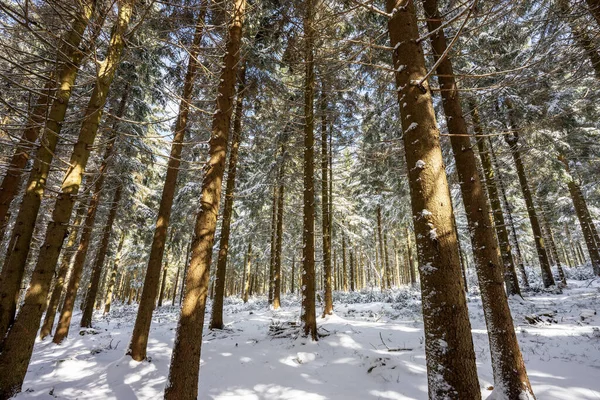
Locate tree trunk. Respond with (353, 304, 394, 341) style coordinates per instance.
(406, 227, 416, 285)
(80, 185, 123, 327)
(469, 101, 521, 296)
(158, 263, 168, 307)
(39, 201, 87, 339)
(53, 83, 130, 343)
(128, 2, 207, 360)
(423, 1, 533, 396)
(542, 211, 567, 284)
(104, 231, 126, 314)
(268, 184, 278, 304)
(383, 231, 392, 289)
(342, 233, 348, 292)
(559, 155, 600, 275)
(505, 100, 555, 288)
(321, 91, 333, 316)
(0, 0, 97, 341)
(0, 1, 133, 395)
(210, 63, 247, 328)
(163, 1, 246, 397)
(243, 241, 252, 303)
(376, 205, 385, 290)
(273, 147, 285, 310)
(386, 1, 480, 397)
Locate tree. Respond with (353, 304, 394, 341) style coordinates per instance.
(163, 0, 247, 397)
(386, 0, 480, 397)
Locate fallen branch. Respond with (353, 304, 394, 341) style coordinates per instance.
(379, 332, 413, 352)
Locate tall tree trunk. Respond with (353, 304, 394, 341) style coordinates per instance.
(39, 201, 87, 339)
(490, 140, 529, 287)
(586, 0, 600, 26)
(383, 231, 392, 288)
(158, 262, 168, 307)
(0, 1, 134, 395)
(128, 3, 207, 360)
(273, 148, 285, 310)
(406, 227, 416, 285)
(542, 211, 567, 284)
(386, 1, 480, 398)
(349, 247, 355, 292)
(505, 100, 555, 288)
(559, 155, 600, 275)
(423, 0, 533, 396)
(321, 91, 333, 316)
(80, 185, 123, 327)
(342, 233, 348, 292)
(300, 0, 317, 341)
(0, 0, 97, 341)
(469, 101, 521, 296)
(210, 64, 247, 328)
(376, 205, 385, 289)
(268, 184, 278, 304)
(163, 1, 246, 397)
(243, 241, 252, 303)
(104, 231, 126, 314)
(53, 83, 130, 344)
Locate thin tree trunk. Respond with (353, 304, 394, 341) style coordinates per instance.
(172, 263, 180, 306)
(80, 185, 123, 327)
(542, 211, 567, 284)
(559, 155, 600, 275)
(163, 1, 246, 397)
(505, 99, 555, 288)
(0, 0, 97, 341)
(469, 101, 521, 296)
(0, 2, 134, 395)
(243, 241, 252, 303)
(406, 227, 416, 285)
(210, 63, 247, 328)
(128, 2, 207, 360)
(383, 231, 392, 289)
(342, 233, 348, 292)
(158, 262, 168, 307)
(376, 205, 385, 290)
(104, 231, 126, 314)
(273, 148, 285, 310)
(386, 1, 480, 397)
(321, 91, 333, 316)
(268, 184, 278, 304)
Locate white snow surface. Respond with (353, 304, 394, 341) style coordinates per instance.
(14, 277, 600, 399)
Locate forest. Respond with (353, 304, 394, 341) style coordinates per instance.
(0, 0, 599, 398)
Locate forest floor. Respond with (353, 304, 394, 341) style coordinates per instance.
(13, 271, 600, 399)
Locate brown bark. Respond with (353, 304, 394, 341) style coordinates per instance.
(0, 0, 96, 341)
(559, 155, 600, 275)
(376, 205, 385, 289)
(386, 1, 480, 397)
(273, 148, 285, 310)
(268, 184, 278, 304)
(171, 263, 180, 306)
(243, 241, 252, 303)
(80, 185, 123, 327)
(128, 3, 207, 361)
(300, 0, 317, 342)
(342, 233, 348, 292)
(383, 231, 392, 288)
(210, 63, 247, 328)
(0, 2, 133, 396)
(321, 91, 333, 315)
(158, 262, 168, 307)
(542, 212, 567, 284)
(505, 100, 555, 287)
(423, 0, 533, 396)
(558, 0, 600, 78)
(406, 227, 416, 285)
(104, 231, 125, 314)
(163, 1, 246, 397)
(39, 201, 87, 339)
(53, 82, 130, 343)
(469, 101, 521, 296)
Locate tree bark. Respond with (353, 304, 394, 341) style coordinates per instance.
(128, 2, 207, 360)
(163, 1, 246, 397)
(300, 0, 317, 341)
(158, 262, 168, 307)
(104, 231, 126, 314)
(268, 184, 278, 304)
(422, 0, 533, 396)
(243, 241, 252, 303)
(210, 63, 247, 328)
(80, 185, 123, 327)
(321, 91, 333, 316)
(469, 101, 521, 296)
(0, 0, 97, 341)
(376, 205, 385, 290)
(386, 1, 480, 397)
(0, 1, 133, 396)
(505, 99, 555, 287)
(273, 147, 285, 310)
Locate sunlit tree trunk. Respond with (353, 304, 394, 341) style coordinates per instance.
(104, 231, 126, 314)
(386, 1, 480, 397)
(243, 241, 252, 303)
(163, 1, 247, 397)
(273, 147, 285, 310)
(321, 91, 333, 315)
(158, 263, 168, 307)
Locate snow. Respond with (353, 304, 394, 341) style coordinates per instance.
(14, 276, 600, 399)
(415, 159, 425, 169)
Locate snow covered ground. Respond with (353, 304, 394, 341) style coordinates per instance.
(14, 273, 600, 399)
